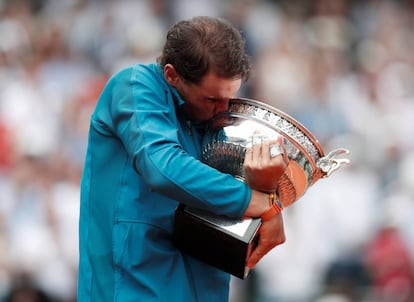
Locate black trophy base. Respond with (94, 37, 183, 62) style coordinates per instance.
(173, 204, 261, 279)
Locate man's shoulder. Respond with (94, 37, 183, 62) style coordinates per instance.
(104, 63, 164, 90)
(111, 63, 157, 79)
(127, 63, 159, 77)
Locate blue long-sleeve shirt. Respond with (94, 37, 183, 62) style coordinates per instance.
(78, 63, 252, 301)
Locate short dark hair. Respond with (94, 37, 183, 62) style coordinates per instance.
(157, 16, 251, 84)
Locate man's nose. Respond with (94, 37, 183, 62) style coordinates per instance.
(216, 99, 230, 113)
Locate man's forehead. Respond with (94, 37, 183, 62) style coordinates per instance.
(198, 72, 241, 96)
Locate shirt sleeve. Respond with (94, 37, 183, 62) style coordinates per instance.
(95, 65, 251, 219)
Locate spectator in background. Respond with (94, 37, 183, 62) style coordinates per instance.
(0, 122, 12, 170)
(364, 225, 414, 302)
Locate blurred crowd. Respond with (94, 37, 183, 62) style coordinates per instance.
(0, 0, 413, 301)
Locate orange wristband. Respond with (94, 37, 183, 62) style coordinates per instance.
(261, 193, 283, 221)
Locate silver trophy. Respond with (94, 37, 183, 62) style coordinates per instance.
(202, 97, 350, 207)
(174, 97, 350, 279)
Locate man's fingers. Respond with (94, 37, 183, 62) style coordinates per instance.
(246, 246, 267, 269)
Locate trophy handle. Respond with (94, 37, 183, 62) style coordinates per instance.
(316, 148, 350, 179)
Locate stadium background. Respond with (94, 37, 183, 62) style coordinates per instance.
(0, 0, 414, 301)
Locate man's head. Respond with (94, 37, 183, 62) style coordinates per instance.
(157, 16, 251, 84)
(158, 16, 251, 122)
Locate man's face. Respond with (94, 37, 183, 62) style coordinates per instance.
(164, 64, 242, 122)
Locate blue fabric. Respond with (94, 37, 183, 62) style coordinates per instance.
(78, 63, 252, 301)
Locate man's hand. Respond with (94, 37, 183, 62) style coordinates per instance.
(246, 213, 285, 268)
(242, 133, 289, 268)
(243, 135, 288, 193)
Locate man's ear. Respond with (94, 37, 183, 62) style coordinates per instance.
(164, 64, 180, 86)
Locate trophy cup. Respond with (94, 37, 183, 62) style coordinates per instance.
(173, 98, 350, 279)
